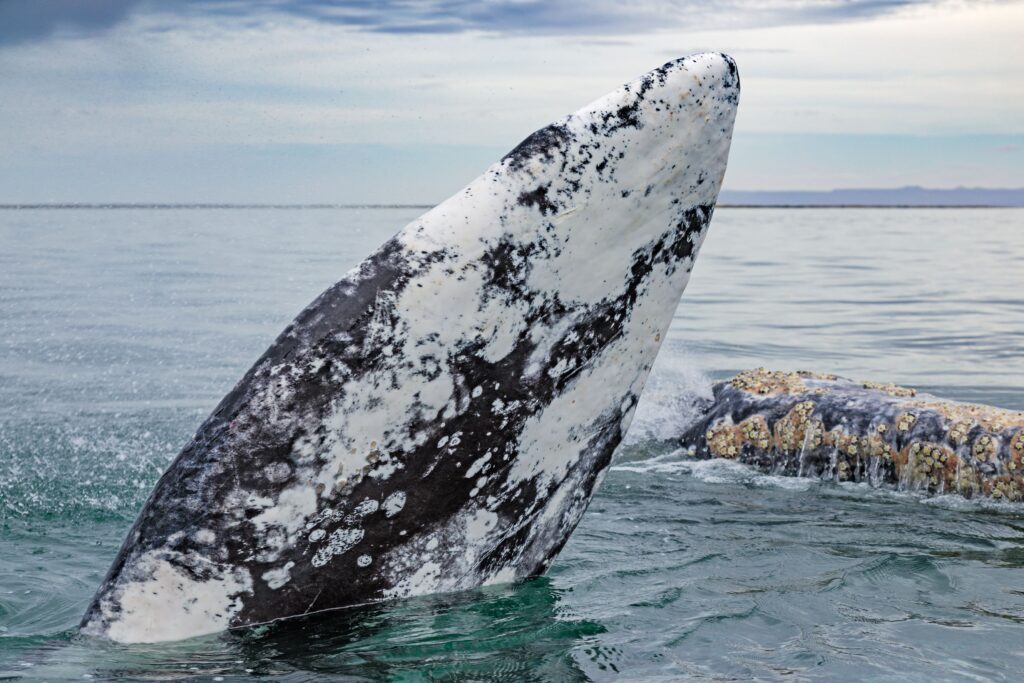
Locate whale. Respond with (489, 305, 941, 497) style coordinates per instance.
(80, 52, 739, 643)
(678, 368, 1024, 500)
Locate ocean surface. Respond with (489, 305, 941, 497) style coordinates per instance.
(1, 207, 1023, 681)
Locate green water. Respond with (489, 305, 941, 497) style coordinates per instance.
(2, 208, 1023, 681)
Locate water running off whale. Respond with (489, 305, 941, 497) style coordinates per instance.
(81, 53, 740, 643)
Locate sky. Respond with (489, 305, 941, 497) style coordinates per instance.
(0, 0, 1021, 204)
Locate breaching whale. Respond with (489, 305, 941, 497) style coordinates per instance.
(679, 368, 1024, 501)
(81, 52, 740, 643)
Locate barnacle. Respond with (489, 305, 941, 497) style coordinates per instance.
(866, 433, 894, 460)
(972, 433, 997, 462)
(862, 381, 916, 398)
(775, 402, 818, 451)
(947, 420, 972, 445)
(738, 415, 772, 451)
(1008, 432, 1024, 473)
(836, 459, 851, 480)
(730, 368, 809, 396)
(989, 475, 1023, 502)
(707, 422, 741, 459)
(896, 442, 952, 491)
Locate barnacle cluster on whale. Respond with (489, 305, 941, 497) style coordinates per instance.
(680, 368, 1024, 501)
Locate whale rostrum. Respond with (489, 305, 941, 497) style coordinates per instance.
(81, 53, 740, 643)
(679, 368, 1024, 500)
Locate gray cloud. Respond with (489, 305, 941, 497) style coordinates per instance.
(0, 0, 955, 46)
(0, 0, 143, 45)
(191, 0, 937, 35)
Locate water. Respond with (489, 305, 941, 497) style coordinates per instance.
(1, 207, 1023, 681)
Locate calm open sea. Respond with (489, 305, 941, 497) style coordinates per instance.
(1, 207, 1022, 681)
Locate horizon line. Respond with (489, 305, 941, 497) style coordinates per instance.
(1, 203, 1021, 210)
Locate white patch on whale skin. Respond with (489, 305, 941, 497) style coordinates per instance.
(465, 508, 498, 545)
(353, 498, 379, 516)
(382, 491, 406, 517)
(483, 567, 518, 587)
(464, 453, 491, 479)
(81, 550, 252, 644)
(524, 316, 579, 379)
(384, 561, 443, 600)
(382, 505, 500, 600)
(262, 561, 295, 590)
(248, 485, 318, 562)
(193, 528, 216, 545)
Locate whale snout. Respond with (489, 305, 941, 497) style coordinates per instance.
(478, 52, 740, 304)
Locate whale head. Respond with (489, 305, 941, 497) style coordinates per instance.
(403, 51, 739, 306)
(81, 53, 739, 643)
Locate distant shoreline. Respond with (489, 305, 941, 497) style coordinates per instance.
(1, 203, 1021, 210)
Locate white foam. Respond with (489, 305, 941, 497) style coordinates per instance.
(614, 453, 814, 491)
(615, 452, 1024, 512)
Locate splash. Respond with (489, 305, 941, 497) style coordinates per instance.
(623, 351, 713, 446)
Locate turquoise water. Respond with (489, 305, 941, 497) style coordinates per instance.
(1, 207, 1023, 681)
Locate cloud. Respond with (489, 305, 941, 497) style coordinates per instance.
(187, 0, 942, 35)
(0, 0, 143, 46)
(0, 0, 951, 46)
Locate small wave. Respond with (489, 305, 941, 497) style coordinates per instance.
(919, 492, 1024, 514)
(612, 451, 814, 491)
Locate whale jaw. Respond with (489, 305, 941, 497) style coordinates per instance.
(81, 53, 739, 643)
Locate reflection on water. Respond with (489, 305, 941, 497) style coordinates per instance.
(1, 208, 1023, 680)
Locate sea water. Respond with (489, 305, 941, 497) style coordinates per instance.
(1, 207, 1022, 681)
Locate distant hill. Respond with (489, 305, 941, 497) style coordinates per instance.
(717, 187, 1024, 207)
